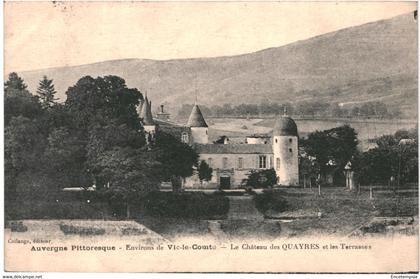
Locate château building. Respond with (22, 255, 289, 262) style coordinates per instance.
(138, 97, 299, 189)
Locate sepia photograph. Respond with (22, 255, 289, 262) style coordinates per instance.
(2, 1, 419, 275)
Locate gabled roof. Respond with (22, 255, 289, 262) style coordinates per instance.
(187, 104, 208, 128)
(194, 143, 272, 154)
(140, 96, 155, 125)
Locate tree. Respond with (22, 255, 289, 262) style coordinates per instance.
(198, 160, 213, 185)
(44, 127, 90, 190)
(65, 75, 143, 133)
(301, 125, 358, 184)
(153, 131, 198, 192)
(4, 73, 43, 126)
(4, 73, 47, 202)
(245, 169, 277, 189)
(37, 75, 58, 109)
(4, 72, 27, 91)
(86, 122, 146, 188)
(354, 128, 418, 186)
(94, 147, 161, 218)
(83, 120, 155, 218)
(59, 76, 152, 210)
(5, 116, 47, 201)
(299, 154, 320, 188)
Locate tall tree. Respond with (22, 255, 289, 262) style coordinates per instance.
(4, 73, 43, 125)
(65, 75, 143, 133)
(4, 72, 27, 91)
(5, 116, 47, 201)
(4, 73, 46, 203)
(153, 131, 198, 192)
(93, 146, 161, 218)
(299, 154, 320, 188)
(37, 75, 58, 109)
(198, 160, 213, 185)
(43, 127, 90, 189)
(301, 125, 358, 183)
(354, 128, 418, 185)
(86, 122, 146, 188)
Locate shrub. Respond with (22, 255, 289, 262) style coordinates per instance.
(246, 169, 277, 189)
(360, 222, 386, 234)
(143, 191, 229, 219)
(254, 192, 288, 214)
(9, 221, 28, 232)
(5, 200, 111, 221)
(121, 227, 147, 236)
(59, 224, 106, 235)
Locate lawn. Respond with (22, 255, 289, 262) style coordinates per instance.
(258, 187, 418, 237)
(5, 187, 418, 240)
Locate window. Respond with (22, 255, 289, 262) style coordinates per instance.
(289, 148, 293, 153)
(208, 158, 212, 167)
(223, 157, 228, 169)
(238, 157, 243, 169)
(275, 139, 278, 143)
(181, 132, 189, 143)
(276, 158, 280, 170)
(259, 155, 267, 169)
(289, 138, 293, 143)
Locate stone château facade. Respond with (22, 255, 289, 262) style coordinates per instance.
(138, 97, 299, 189)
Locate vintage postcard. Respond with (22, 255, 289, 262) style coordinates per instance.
(3, 1, 419, 274)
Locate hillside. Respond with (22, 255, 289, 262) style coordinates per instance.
(17, 12, 417, 117)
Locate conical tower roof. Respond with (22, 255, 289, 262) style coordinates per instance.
(136, 99, 144, 116)
(140, 96, 155, 125)
(187, 104, 208, 127)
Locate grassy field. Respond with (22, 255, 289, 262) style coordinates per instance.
(6, 187, 418, 240)
(138, 187, 418, 239)
(258, 187, 418, 237)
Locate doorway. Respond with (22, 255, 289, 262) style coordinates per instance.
(220, 176, 231, 189)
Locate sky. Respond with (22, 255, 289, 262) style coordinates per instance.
(4, 1, 417, 72)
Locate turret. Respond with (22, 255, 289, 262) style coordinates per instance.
(272, 116, 299, 186)
(136, 99, 144, 118)
(140, 96, 156, 134)
(187, 104, 208, 144)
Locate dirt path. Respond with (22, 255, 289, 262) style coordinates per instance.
(227, 196, 264, 221)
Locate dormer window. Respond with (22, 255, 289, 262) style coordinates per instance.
(181, 132, 189, 143)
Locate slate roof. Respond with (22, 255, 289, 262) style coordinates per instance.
(140, 96, 155, 125)
(155, 119, 191, 140)
(273, 116, 298, 136)
(186, 104, 208, 127)
(194, 143, 272, 154)
(136, 100, 144, 116)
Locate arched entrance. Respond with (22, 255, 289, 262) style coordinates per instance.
(220, 175, 231, 189)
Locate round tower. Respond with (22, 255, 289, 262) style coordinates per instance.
(187, 104, 208, 144)
(272, 116, 299, 186)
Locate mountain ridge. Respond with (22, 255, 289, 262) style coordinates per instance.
(16, 11, 418, 117)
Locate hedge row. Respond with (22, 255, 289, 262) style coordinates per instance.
(5, 191, 231, 221)
(143, 191, 230, 219)
(254, 192, 289, 214)
(5, 200, 111, 221)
